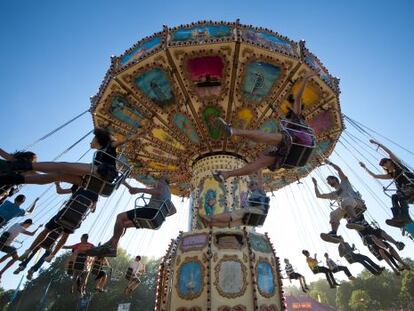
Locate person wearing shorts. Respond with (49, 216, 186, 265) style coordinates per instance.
(284, 258, 309, 293)
(0, 219, 41, 281)
(86, 178, 174, 258)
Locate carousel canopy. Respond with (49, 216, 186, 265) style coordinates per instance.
(91, 20, 343, 196)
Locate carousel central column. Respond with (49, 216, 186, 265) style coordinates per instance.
(190, 155, 250, 230)
(155, 155, 285, 311)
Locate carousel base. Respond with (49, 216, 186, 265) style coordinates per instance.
(155, 228, 286, 311)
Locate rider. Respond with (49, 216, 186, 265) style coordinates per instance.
(284, 258, 309, 293)
(0, 195, 38, 228)
(324, 252, 356, 280)
(302, 250, 339, 288)
(212, 71, 316, 182)
(312, 160, 367, 243)
(124, 255, 145, 297)
(360, 139, 414, 227)
(86, 177, 174, 257)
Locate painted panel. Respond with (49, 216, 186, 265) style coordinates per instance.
(243, 62, 281, 102)
(180, 233, 208, 252)
(198, 177, 226, 216)
(249, 233, 271, 253)
(120, 37, 161, 65)
(187, 56, 224, 97)
(257, 261, 275, 297)
(171, 25, 232, 42)
(307, 110, 335, 136)
(243, 29, 295, 55)
(110, 96, 146, 128)
(260, 119, 279, 133)
(202, 106, 222, 140)
(152, 128, 185, 150)
(177, 260, 203, 299)
(217, 260, 245, 295)
(134, 68, 174, 107)
(173, 113, 200, 144)
(148, 161, 178, 171)
(304, 54, 333, 86)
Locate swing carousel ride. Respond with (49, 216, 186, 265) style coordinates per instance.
(90, 20, 343, 311)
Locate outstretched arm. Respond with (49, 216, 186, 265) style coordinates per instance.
(370, 139, 401, 164)
(0, 148, 14, 161)
(325, 159, 347, 181)
(312, 178, 337, 200)
(23, 224, 43, 236)
(359, 162, 392, 180)
(293, 71, 317, 116)
(25, 198, 39, 214)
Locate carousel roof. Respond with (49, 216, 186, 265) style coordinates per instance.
(91, 20, 343, 196)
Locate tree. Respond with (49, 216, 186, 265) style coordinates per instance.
(6, 249, 160, 311)
(349, 289, 371, 311)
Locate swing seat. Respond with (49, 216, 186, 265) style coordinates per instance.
(0, 232, 10, 250)
(125, 267, 141, 283)
(67, 260, 74, 276)
(82, 151, 131, 197)
(280, 119, 316, 168)
(73, 253, 88, 271)
(55, 195, 94, 232)
(242, 196, 270, 226)
(132, 194, 175, 230)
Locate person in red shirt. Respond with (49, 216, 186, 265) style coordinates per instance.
(62, 234, 94, 296)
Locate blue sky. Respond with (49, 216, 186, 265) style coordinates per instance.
(1, 0, 414, 292)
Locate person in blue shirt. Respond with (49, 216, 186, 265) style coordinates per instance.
(0, 195, 38, 228)
(86, 177, 175, 257)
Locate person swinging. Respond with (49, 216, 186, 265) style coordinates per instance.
(360, 139, 413, 227)
(212, 71, 317, 183)
(0, 129, 143, 189)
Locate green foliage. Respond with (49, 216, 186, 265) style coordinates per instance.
(289, 257, 414, 311)
(5, 250, 160, 311)
(349, 289, 371, 311)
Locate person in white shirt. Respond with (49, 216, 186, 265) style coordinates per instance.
(324, 252, 356, 280)
(124, 255, 145, 296)
(0, 219, 41, 281)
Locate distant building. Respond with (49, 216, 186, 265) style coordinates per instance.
(285, 295, 337, 311)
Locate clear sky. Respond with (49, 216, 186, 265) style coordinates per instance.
(1, 0, 414, 292)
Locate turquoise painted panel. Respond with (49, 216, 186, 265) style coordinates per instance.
(257, 261, 275, 296)
(178, 261, 203, 297)
(120, 37, 161, 65)
(243, 62, 281, 102)
(173, 113, 200, 144)
(243, 29, 295, 55)
(171, 25, 232, 42)
(134, 68, 174, 107)
(110, 96, 145, 128)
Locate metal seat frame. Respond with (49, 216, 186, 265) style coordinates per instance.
(279, 119, 316, 168)
(82, 150, 131, 197)
(132, 194, 175, 230)
(55, 194, 94, 232)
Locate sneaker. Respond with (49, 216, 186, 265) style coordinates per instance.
(45, 254, 54, 262)
(19, 250, 31, 261)
(86, 245, 117, 257)
(27, 269, 34, 280)
(395, 241, 405, 251)
(13, 266, 24, 275)
(375, 266, 385, 275)
(386, 217, 408, 228)
(346, 220, 366, 231)
(212, 171, 225, 183)
(215, 117, 233, 138)
(320, 232, 342, 244)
